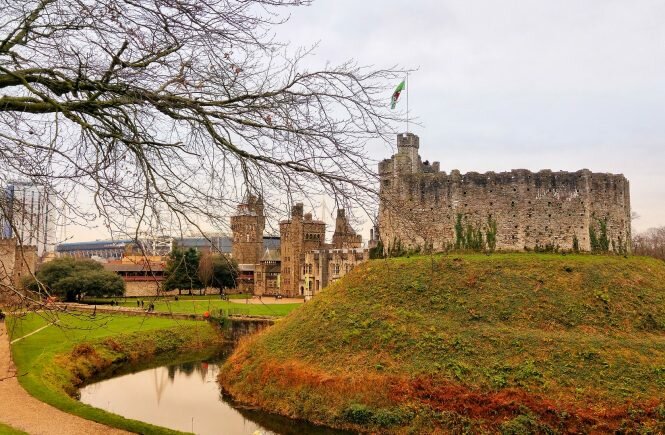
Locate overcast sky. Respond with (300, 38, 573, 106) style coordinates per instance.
(275, 0, 665, 233)
(64, 0, 664, 242)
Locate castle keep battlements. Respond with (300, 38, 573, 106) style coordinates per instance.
(378, 133, 631, 253)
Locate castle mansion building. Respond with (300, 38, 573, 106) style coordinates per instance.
(231, 195, 368, 297)
(378, 133, 631, 253)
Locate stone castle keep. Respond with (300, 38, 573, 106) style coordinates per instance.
(379, 133, 631, 253)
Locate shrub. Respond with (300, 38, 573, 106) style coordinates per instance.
(341, 404, 374, 425)
(500, 414, 554, 435)
(22, 257, 124, 301)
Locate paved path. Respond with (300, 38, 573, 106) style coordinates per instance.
(0, 321, 129, 435)
(9, 320, 59, 345)
(228, 297, 304, 305)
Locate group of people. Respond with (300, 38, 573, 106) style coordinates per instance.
(135, 300, 155, 312)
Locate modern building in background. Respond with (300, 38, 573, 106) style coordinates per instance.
(0, 182, 55, 256)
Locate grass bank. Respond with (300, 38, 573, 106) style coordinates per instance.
(8, 313, 225, 434)
(0, 423, 27, 435)
(220, 253, 665, 433)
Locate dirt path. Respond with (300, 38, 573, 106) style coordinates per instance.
(0, 321, 129, 435)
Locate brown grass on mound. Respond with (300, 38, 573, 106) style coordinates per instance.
(222, 352, 664, 433)
(219, 254, 665, 433)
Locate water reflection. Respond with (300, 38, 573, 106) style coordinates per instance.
(79, 354, 352, 435)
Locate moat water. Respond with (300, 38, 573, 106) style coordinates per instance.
(79, 350, 351, 435)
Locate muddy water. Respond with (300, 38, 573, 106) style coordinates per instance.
(79, 351, 351, 435)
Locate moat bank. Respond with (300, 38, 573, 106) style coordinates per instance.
(220, 254, 665, 433)
(8, 314, 225, 434)
(80, 350, 352, 435)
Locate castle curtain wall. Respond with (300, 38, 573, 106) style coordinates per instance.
(379, 135, 631, 253)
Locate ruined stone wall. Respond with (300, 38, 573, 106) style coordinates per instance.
(0, 239, 37, 304)
(0, 239, 17, 303)
(379, 134, 631, 253)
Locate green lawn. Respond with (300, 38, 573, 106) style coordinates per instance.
(7, 313, 221, 434)
(117, 298, 301, 317)
(0, 423, 27, 435)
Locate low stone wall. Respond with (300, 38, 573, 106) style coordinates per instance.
(124, 282, 229, 297)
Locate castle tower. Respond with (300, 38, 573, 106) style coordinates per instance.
(230, 194, 265, 266)
(279, 203, 325, 297)
(331, 209, 362, 249)
(396, 132, 421, 173)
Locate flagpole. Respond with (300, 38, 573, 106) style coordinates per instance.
(406, 72, 409, 133)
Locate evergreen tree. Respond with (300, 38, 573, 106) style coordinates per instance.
(164, 248, 204, 295)
(199, 254, 239, 293)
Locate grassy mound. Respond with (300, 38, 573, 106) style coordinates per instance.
(220, 254, 665, 433)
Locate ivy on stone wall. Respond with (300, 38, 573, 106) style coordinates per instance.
(486, 217, 498, 252)
(369, 240, 385, 259)
(454, 213, 497, 253)
(454, 214, 464, 250)
(590, 218, 610, 253)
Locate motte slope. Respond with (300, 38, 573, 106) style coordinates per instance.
(220, 254, 665, 433)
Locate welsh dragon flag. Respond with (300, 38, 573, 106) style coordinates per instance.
(390, 80, 405, 109)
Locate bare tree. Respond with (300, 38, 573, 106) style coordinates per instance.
(633, 227, 665, 260)
(0, 0, 404, 307)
